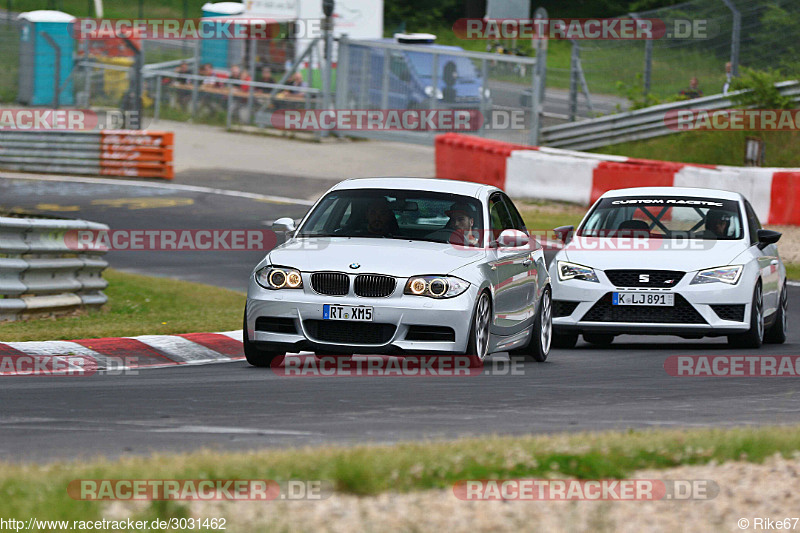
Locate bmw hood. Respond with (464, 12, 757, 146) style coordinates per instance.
(559, 238, 748, 273)
(265, 237, 485, 277)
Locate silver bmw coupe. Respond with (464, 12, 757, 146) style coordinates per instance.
(243, 178, 552, 366)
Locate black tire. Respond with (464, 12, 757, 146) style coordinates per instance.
(509, 286, 552, 363)
(764, 282, 788, 344)
(243, 311, 285, 367)
(551, 332, 578, 349)
(727, 283, 764, 349)
(583, 333, 615, 346)
(464, 291, 492, 367)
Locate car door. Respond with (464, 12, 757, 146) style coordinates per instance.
(745, 200, 780, 314)
(502, 194, 543, 316)
(487, 193, 533, 335)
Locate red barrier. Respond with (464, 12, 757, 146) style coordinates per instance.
(769, 171, 800, 225)
(99, 131, 174, 180)
(435, 133, 532, 189)
(590, 161, 681, 203)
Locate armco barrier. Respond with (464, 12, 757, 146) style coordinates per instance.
(0, 130, 174, 179)
(435, 133, 800, 226)
(0, 216, 109, 321)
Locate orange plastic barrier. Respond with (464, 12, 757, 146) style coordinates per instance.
(99, 131, 174, 180)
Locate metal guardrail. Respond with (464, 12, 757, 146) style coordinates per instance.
(0, 216, 109, 321)
(0, 130, 174, 179)
(540, 80, 800, 151)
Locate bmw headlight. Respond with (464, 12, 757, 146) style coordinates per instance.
(690, 265, 743, 285)
(404, 275, 469, 298)
(557, 261, 599, 283)
(424, 85, 443, 99)
(256, 266, 303, 290)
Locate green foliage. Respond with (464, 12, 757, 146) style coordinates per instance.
(730, 67, 795, 110)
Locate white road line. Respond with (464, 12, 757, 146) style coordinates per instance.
(151, 425, 316, 436)
(788, 280, 800, 287)
(0, 171, 316, 206)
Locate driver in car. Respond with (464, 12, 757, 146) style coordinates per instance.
(442, 201, 480, 246)
(364, 197, 399, 237)
(704, 209, 731, 238)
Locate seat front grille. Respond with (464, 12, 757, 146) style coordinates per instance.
(605, 270, 685, 288)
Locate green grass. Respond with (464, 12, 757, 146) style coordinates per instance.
(786, 263, 800, 281)
(10, 0, 210, 19)
(592, 129, 800, 167)
(3, 425, 800, 522)
(517, 200, 585, 232)
(0, 269, 244, 341)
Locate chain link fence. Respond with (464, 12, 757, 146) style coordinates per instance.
(570, 0, 800, 113)
(335, 37, 540, 145)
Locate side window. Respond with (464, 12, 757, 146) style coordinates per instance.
(489, 194, 513, 240)
(390, 52, 411, 82)
(500, 194, 527, 232)
(744, 201, 761, 245)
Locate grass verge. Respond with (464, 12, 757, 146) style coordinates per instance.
(3, 425, 800, 520)
(591, 130, 800, 168)
(0, 269, 244, 342)
(786, 263, 800, 281)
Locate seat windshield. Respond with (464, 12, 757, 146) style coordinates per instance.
(578, 196, 744, 240)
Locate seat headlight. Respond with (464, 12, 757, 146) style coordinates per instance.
(256, 266, 303, 289)
(557, 261, 599, 283)
(404, 275, 469, 298)
(690, 265, 743, 285)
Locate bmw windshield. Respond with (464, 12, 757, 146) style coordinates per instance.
(297, 189, 485, 246)
(578, 196, 744, 240)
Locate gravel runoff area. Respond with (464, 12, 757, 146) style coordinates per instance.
(104, 454, 800, 532)
(770, 225, 800, 264)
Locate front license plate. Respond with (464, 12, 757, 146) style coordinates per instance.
(613, 292, 674, 306)
(323, 304, 373, 321)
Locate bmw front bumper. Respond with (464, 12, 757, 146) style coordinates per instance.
(246, 273, 479, 354)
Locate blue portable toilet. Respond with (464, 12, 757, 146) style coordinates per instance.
(17, 10, 76, 106)
(200, 2, 245, 69)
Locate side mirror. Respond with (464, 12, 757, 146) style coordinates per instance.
(757, 228, 781, 249)
(273, 217, 296, 233)
(554, 225, 575, 245)
(497, 229, 529, 249)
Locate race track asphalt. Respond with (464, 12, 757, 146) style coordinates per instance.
(0, 172, 797, 462)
